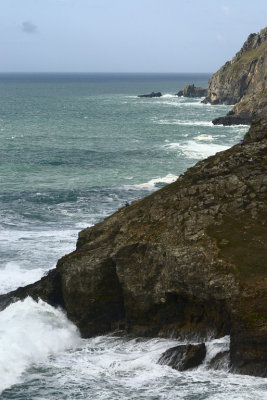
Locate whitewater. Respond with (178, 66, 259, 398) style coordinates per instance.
(0, 73, 266, 399)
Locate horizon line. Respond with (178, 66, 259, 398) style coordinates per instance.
(0, 71, 213, 75)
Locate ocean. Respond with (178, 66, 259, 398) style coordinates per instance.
(0, 73, 266, 399)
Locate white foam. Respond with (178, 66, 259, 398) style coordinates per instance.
(26, 335, 267, 399)
(161, 94, 176, 98)
(153, 119, 213, 127)
(0, 298, 80, 394)
(204, 335, 230, 366)
(0, 262, 44, 295)
(0, 228, 78, 293)
(161, 100, 213, 108)
(195, 134, 214, 141)
(216, 123, 250, 127)
(129, 173, 178, 190)
(164, 140, 228, 159)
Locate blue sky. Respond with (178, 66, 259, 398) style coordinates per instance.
(0, 0, 266, 73)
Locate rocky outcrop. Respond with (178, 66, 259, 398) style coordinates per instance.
(138, 91, 162, 98)
(203, 27, 267, 105)
(212, 89, 267, 125)
(177, 84, 207, 98)
(158, 343, 206, 371)
(1, 119, 266, 377)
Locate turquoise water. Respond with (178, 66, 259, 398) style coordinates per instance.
(1, 73, 265, 399)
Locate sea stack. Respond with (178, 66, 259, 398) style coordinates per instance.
(176, 84, 207, 98)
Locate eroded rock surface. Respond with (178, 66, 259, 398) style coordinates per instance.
(1, 119, 266, 377)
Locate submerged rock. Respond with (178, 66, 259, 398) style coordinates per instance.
(176, 84, 207, 98)
(0, 118, 266, 377)
(138, 91, 162, 98)
(158, 343, 206, 371)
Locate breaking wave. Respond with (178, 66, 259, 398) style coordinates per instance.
(0, 298, 80, 394)
(126, 173, 178, 190)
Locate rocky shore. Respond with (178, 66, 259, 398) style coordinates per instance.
(1, 118, 266, 377)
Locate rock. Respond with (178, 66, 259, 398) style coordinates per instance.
(243, 117, 267, 143)
(176, 84, 207, 98)
(203, 26, 267, 105)
(1, 118, 266, 377)
(212, 90, 267, 125)
(208, 351, 229, 370)
(158, 343, 206, 371)
(138, 91, 162, 98)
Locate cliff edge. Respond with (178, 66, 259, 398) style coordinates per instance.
(1, 119, 266, 377)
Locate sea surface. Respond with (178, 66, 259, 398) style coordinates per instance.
(0, 73, 266, 399)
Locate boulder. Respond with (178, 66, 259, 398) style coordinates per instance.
(158, 343, 206, 371)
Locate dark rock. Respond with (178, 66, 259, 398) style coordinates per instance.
(0, 269, 64, 311)
(1, 118, 266, 377)
(212, 116, 251, 126)
(208, 351, 229, 370)
(212, 90, 267, 126)
(244, 118, 267, 143)
(176, 84, 207, 98)
(138, 91, 162, 98)
(203, 26, 267, 105)
(158, 343, 206, 371)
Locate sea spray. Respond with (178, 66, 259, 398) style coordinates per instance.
(0, 298, 80, 394)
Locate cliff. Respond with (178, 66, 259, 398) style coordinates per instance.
(204, 27, 267, 105)
(212, 89, 267, 125)
(1, 119, 266, 377)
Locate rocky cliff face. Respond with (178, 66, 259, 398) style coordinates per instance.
(1, 119, 266, 377)
(212, 89, 267, 125)
(204, 27, 267, 105)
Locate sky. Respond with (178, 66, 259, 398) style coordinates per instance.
(0, 0, 266, 73)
